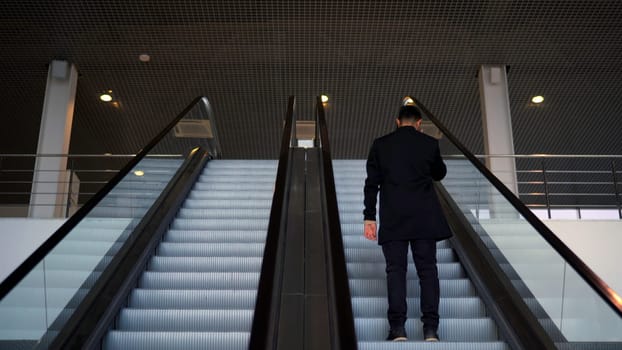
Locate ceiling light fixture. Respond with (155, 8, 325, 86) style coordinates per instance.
(531, 95, 544, 104)
(402, 96, 415, 106)
(139, 54, 151, 62)
(99, 93, 113, 102)
(321, 95, 329, 103)
(134, 170, 145, 177)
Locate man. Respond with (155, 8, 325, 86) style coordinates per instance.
(363, 104, 452, 342)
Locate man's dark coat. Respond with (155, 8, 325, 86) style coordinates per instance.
(364, 126, 452, 244)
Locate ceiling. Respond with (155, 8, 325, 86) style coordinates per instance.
(1, 0, 621, 207)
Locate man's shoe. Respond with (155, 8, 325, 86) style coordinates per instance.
(386, 328, 407, 341)
(423, 328, 439, 342)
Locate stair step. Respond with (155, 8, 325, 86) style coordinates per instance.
(354, 318, 499, 341)
(139, 271, 260, 291)
(148, 257, 263, 272)
(103, 331, 249, 350)
(347, 262, 465, 279)
(352, 297, 487, 318)
(117, 309, 253, 331)
(349, 279, 477, 297)
(156, 243, 265, 257)
(163, 230, 266, 243)
(128, 289, 257, 309)
(345, 248, 457, 263)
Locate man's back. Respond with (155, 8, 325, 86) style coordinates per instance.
(364, 126, 451, 244)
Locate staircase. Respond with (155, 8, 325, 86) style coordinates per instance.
(332, 159, 509, 349)
(103, 159, 277, 350)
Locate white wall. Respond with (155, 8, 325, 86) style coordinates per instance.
(544, 220, 622, 296)
(0, 218, 65, 283)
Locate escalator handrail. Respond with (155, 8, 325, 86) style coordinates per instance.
(315, 97, 358, 349)
(0, 96, 217, 301)
(249, 96, 297, 349)
(414, 97, 622, 317)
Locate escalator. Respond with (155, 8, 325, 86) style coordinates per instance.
(315, 98, 622, 349)
(103, 160, 277, 349)
(1, 94, 620, 350)
(0, 97, 288, 349)
(333, 160, 509, 349)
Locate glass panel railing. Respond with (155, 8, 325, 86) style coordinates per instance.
(0, 97, 219, 348)
(441, 157, 622, 341)
(415, 100, 622, 344)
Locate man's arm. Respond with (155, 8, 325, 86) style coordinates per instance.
(430, 140, 447, 181)
(364, 140, 381, 240)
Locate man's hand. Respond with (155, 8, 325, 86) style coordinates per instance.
(364, 220, 377, 241)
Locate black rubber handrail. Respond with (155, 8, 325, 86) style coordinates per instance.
(414, 97, 622, 317)
(315, 97, 358, 349)
(249, 96, 297, 350)
(0, 96, 216, 301)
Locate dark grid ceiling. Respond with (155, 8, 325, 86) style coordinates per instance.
(1, 0, 621, 162)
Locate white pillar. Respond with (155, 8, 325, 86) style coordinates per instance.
(29, 61, 78, 218)
(478, 65, 518, 195)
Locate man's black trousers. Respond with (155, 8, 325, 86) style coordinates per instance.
(381, 239, 440, 331)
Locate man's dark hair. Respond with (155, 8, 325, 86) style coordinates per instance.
(398, 105, 423, 121)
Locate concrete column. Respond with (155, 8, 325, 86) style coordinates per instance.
(29, 61, 78, 218)
(478, 65, 519, 195)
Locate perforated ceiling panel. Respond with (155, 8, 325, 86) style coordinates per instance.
(1, 0, 621, 162)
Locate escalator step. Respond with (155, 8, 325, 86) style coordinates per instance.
(117, 309, 253, 331)
(177, 208, 271, 219)
(182, 199, 272, 209)
(342, 235, 451, 249)
(163, 230, 266, 243)
(354, 318, 499, 341)
(351, 297, 487, 318)
(171, 219, 268, 230)
(358, 342, 510, 350)
(156, 243, 264, 257)
(347, 262, 464, 279)
(197, 175, 276, 183)
(139, 272, 260, 290)
(188, 191, 274, 200)
(192, 182, 275, 191)
(202, 168, 278, 176)
(148, 257, 263, 272)
(103, 331, 249, 350)
(345, 248, 456, 263)
(349, 279, 477, 297)
(128, 289, 256, 309)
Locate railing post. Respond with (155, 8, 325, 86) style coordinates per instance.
(541, 160, 551, 219)
(612, 160, 622, 220)
(65, 157, 74, 218)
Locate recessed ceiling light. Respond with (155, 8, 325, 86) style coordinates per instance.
(100, 93, 113, 102)
(139, 54, 151, 62)
(104, 152, 112, 156)
(402, 96, 415, 106)
(134, 170, 145, 177)
(321, 95, 329, 103)
(531, 95, 544, 104)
